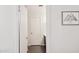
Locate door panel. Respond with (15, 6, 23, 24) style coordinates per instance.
(29, 18, 42, 45)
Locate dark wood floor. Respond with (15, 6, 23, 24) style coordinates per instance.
(27, 45, 46, 53)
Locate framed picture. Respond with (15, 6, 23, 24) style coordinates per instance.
(62, 11, 79, 25)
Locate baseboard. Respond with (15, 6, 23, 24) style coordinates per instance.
(28, 44, 45, 46)
(28, 45, 45, 47)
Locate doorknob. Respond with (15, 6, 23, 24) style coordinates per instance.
(31, 32, 32, 35)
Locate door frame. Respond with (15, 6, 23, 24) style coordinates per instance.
(18, 5, 20, 53)
(18, 5, 47, 53)
(18, 5, 28, 53)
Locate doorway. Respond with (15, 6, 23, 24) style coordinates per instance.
(20, 5, 46, 53)
(27, 5, 46, 53)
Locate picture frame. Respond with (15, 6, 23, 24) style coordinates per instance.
(62, 11, 79, 25)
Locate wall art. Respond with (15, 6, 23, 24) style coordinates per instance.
(62, 11, 79, 25)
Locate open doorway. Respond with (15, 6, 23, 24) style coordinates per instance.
(20, 5, 46, 53)
(27, 5, 46, 53)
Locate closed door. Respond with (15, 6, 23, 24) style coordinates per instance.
(29, 18, 42, 45)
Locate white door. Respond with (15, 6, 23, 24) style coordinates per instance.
(29, 18, 42, 45)
(20, 6, 28, 53)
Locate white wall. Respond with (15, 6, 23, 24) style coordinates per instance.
(41, 6, 46, 36)
(47, 5, 79, 53)
(0, 6, 19, 53)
